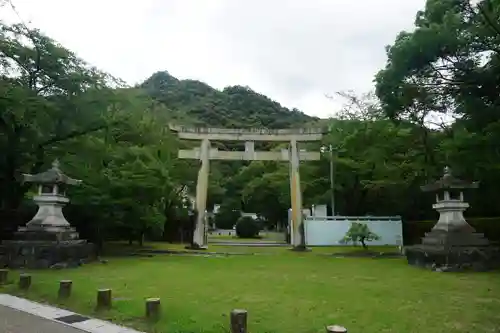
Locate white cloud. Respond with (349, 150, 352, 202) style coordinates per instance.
(1, 0, 425, 118)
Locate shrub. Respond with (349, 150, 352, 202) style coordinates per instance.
(340, 222, 380, 249)
(235, 216, 261, 238)
(214, 208, 241, 229)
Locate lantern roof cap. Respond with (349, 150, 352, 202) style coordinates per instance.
(23, 160, 81, 186)
(421, 166, 478, 192)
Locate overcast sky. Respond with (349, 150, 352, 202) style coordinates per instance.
(2, 0, 425, 118)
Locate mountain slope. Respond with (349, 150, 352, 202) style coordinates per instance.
(140, 71, 317, 128)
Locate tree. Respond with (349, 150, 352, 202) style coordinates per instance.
(55, 94, 185, 245)
(340, 222, 380, 249)
(375, 0, 500, 216)
(239, 161, 290, 229)
(0, 20, 128, 211)
(214, 204, 241, 229)
(376, 0, 500, 124)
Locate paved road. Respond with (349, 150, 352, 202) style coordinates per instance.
(0, 305, 85, 333)
(209, 242, 289, 246)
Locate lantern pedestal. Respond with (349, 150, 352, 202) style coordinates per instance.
(405, 235, 500, 272)
(0, 239, 96, 269)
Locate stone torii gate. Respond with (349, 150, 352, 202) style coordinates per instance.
(170, 125, 323, 250)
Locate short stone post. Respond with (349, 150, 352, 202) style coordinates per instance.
(145, 298, 161, 321)
(58, 280, 72, 299)
(327, 325, 347, 333)
(96, 288, 112, 309)
(230, 309, 248, 333)
(0, 269, 8, 285)
(19, 274, 31, 290)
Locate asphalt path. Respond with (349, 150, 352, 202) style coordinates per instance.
(0, 305, 85, 333)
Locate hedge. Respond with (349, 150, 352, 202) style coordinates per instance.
(235, 216, 261, 238)
(403, 217, 500, 245)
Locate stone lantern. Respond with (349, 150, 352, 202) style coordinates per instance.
(405, 166, 499, 271)
(422, 166, 480, 236)
(0, 160, 96, 269)
(19, 159, 81, 240)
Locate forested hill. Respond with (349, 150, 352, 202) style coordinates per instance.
(139, 71, 317, 128)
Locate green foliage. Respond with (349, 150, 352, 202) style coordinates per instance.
(3, 0, 500, 248)
(141, 72, 315, 128)
(340, 222, 380, 249)
(235, 216, 261, 239)
(238, 162, 290, 229)
(214, 205, 241, 229)
(375, 0, 500, 217)
(375, 0, 500, 128)
(0, 21, 125, 210)
(0, 20, 196, 244)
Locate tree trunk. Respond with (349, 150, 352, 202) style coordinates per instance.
(162, 201, 175, 242)
(346, 175, 360, 215)
(360, 237, 367, 249)
(95, 225, 104, 255)
(139, 231, 144, 247)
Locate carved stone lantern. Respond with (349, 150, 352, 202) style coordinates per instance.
(405, 166, 499, 271)
(21, 160, 81, 236)
(420, 166, 480, 237)
(0, 160, 95, 269)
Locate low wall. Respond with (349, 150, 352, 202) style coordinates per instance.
(209, 229, 236, 237)
(304, 216, 403, 246)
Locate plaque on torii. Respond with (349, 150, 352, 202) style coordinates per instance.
(169, 125, 325, 250)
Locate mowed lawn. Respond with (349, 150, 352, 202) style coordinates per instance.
(1, 247, 499, 333)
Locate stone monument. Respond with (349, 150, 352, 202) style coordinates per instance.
(0, 160, 96, 269)
(405, 167, 500, 271)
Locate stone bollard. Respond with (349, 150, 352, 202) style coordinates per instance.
(145, 298, 161, 321)
(0, 269, 8, 285)
(230, 309, 248, 333)
(96, 288, 112, 309)
(19, 274, 31, 290)
(327, 325, 347, 333)
(58, 280, 72, 299)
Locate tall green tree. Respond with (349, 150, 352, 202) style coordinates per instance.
(0, 19, 195, 244)
(375, 0, 500, 216)
(0, 21, 128, 210)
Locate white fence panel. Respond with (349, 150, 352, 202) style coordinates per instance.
(304, 216, 403, 246)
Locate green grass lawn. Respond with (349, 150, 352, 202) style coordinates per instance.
(105, 241, 400, 255)
(1, 245, 499, 333)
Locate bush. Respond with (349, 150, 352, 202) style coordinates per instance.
(214, 208, 241, 229)
(340, 222, 380, 249)
(235, 216, 261, 238)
